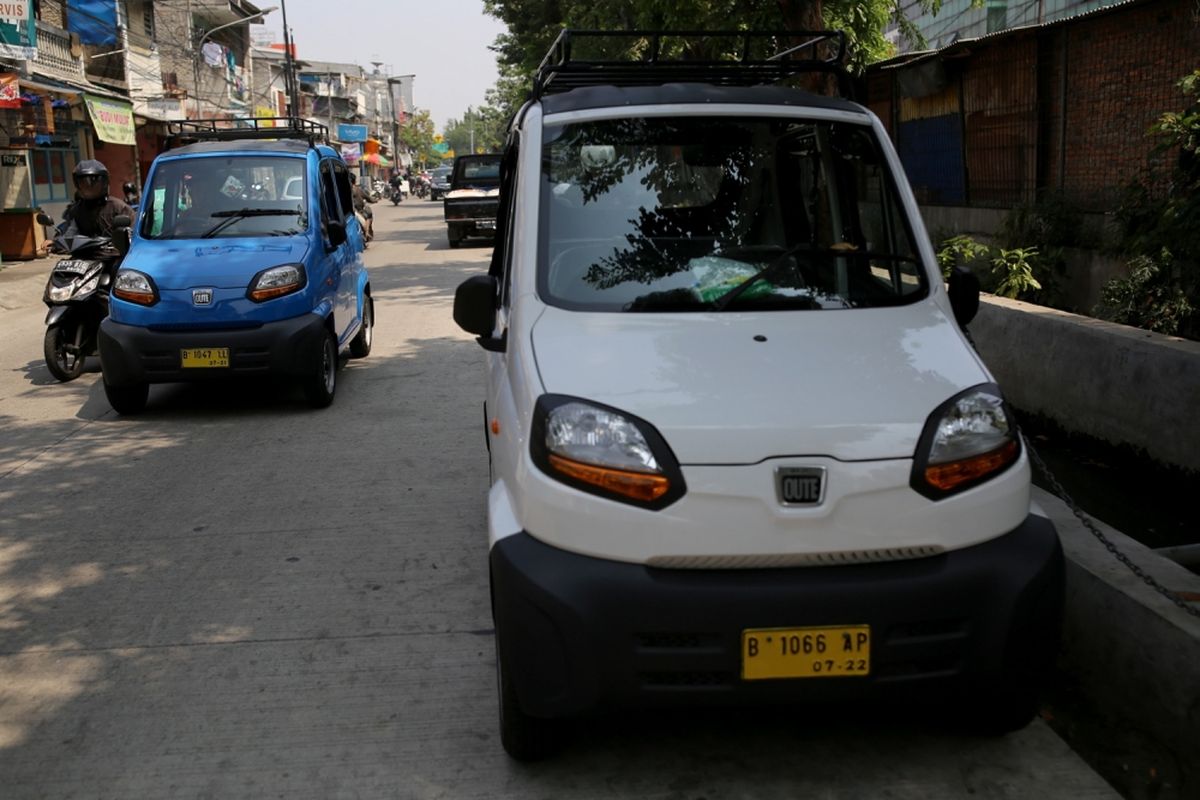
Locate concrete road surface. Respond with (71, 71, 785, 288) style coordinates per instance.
(0, 201, 1120, 799)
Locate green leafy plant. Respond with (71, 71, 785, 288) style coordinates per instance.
(1105, 71, 1199, 339)
(991, 247, 1043, 299)
(1097, 250, 1194, 336)
(936, 234, 990, 280)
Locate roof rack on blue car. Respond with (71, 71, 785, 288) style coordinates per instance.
(533, 29, 853, 100)
(166, 117, 329, 146)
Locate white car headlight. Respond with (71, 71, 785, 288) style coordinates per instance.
(532, 396, 685, 507)
(247, 264, 306, 302)
(113, 269, 158, 306)
(912, 385, 1020, 499)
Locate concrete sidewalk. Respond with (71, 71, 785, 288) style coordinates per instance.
(1035, 487, 1200, 799)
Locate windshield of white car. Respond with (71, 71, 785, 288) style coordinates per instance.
(539, 117, 925, 312)
(140, 155, 307, 240)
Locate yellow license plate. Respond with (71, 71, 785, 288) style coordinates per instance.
(180, 348, 229, 368)
(741, 625, 870, 680)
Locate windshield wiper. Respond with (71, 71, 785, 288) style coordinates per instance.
(201, 208, 303, 238)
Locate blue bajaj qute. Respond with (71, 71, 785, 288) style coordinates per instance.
(98, 120, 373, 414)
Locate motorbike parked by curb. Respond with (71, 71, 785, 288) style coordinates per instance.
(39, 211, 130, 382)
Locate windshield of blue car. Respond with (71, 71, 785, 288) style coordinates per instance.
(140, 155, 308, 240)
(538, 116, 925, 312)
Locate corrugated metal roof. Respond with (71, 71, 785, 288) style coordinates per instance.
(870, 0, 1151, 71)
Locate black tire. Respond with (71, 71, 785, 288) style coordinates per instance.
(303, 329, 338, 408)
(349, 296, 373, 358)
(952, 679, 1041, 736)
(44, 324, 86, 382)
(103, 379, 148, 415)
(447, 226, 462, 249)
(495, 624, 563, 761)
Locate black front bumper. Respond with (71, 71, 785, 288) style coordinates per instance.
(491, 514, 1064, 718)
(99, 314, 327, 387)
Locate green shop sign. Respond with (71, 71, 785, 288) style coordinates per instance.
(0, 1, 37, 60)
(84, 94, 135, 145)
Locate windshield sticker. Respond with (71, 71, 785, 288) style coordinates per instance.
(220, 175, 245, 198)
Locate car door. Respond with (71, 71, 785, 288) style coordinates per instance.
(317, 158, 354, 345)
(331, 160, 365, 343)
(486, 135, 521, 486)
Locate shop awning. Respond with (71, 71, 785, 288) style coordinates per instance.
(84, 94, 135, 145)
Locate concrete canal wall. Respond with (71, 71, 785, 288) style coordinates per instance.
(970, 296, 1200, 473)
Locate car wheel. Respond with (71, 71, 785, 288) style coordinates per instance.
(952, 677, 1041, 736)
(44, 324, 86, 382)
(303, 329, 337, 408)
(349, 296, 373, 358)
(495, 620, 562, 761)
(103, 379, 148, 415)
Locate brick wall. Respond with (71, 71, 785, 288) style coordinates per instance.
(868, 0, 1200, 213)
(1057, 0, 1198, 210)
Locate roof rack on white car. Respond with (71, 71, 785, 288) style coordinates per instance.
(533, 29, 854, 99)
(165, 117, 329, 147)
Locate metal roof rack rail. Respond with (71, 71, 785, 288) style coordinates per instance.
(166, 117, 329, 146)
(533, 29, 853, 99)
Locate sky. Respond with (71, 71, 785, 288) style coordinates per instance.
(257, 0, 508, 131)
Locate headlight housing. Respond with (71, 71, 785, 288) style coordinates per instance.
(531, 395, 686, 508)
(911, 383, 1021, 499)
(112, 269, 159, 306)
(247, 264, 306, 302)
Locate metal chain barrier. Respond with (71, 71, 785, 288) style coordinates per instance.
(961, 327, 1200, 619)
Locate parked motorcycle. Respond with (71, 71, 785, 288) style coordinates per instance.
(39, 211, 130, 382)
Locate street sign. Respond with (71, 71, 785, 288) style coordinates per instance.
(337, 123, 368, 142)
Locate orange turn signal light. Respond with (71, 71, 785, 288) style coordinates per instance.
(249, 284, 300, 302)
(924, 439, 1019, 491)
(548, 453, 670, 503)
(112, 287, 156, 306)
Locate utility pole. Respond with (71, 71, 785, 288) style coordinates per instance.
(279, 0, 299, 118)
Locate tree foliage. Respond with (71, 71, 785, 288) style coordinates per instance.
(444, 106, 507, 156)
(479, 0, 940, 121)
(396, 110, 438, 167)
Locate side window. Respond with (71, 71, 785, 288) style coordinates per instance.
(319, 160, 342, 231)
(331, 162, 355, 219)
(491, 133, 519, 308)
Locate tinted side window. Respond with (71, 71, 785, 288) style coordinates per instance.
(332, 162, 354, 219)
(319, 160, 341, 228)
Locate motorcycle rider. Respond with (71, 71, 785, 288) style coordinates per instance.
(42, 160, 133, 255)
(122, 181, 140, 206)
(66, 160, 134, 237)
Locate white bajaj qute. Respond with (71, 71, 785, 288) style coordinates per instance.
(453, 31, 1064, 761)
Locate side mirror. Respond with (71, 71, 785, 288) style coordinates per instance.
(454, 274, 504, 351)
(327, 219, 347, 248)
(36, 211, 55, 226)
(112, 214, 131, 229)
(948, 265, 981, 329)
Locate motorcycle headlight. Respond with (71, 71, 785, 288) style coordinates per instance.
(113, 269, 159, 306)
(48, 284, 75, 301)
(531, 395, 686, 508)
(247, 264, 306, 302)
(911, 384, 1021, 499)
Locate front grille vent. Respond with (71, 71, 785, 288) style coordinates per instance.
(646, 546, 944, 570)
(639, 671, 733, 688)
